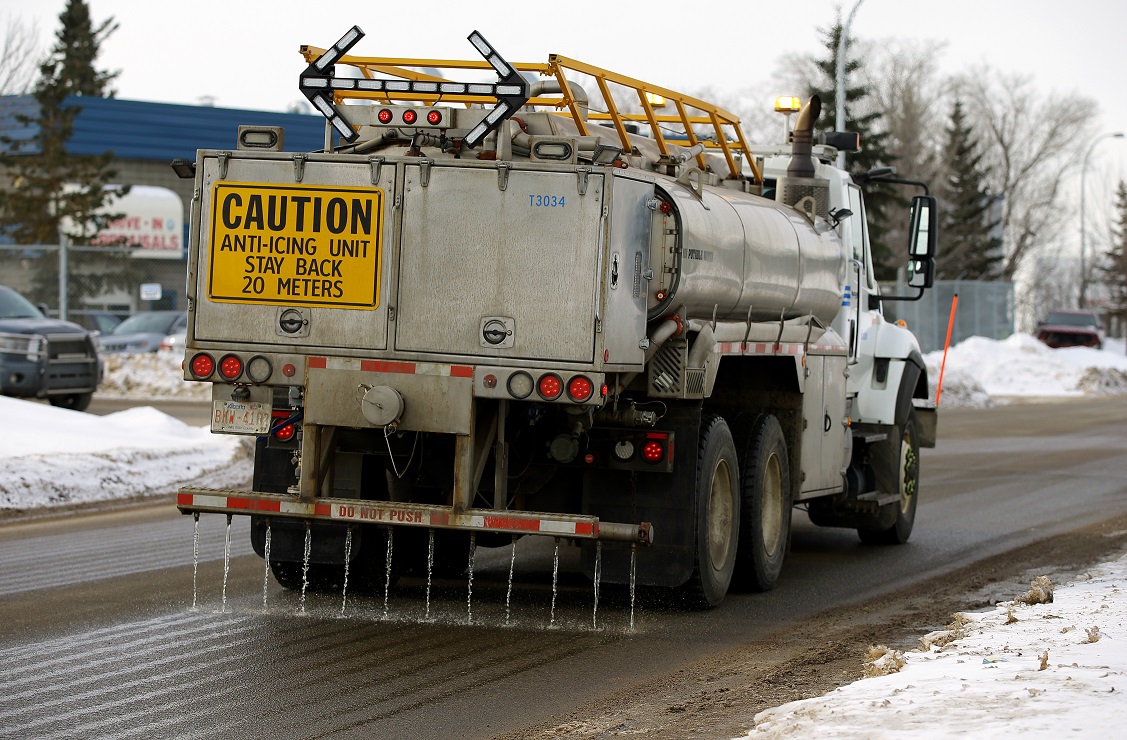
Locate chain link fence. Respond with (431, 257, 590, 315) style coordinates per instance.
(0, 244, 188, 326)
(882, 279, 1014, 354)
(2, 245, 1010, 354)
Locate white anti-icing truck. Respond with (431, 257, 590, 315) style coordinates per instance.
(176, 28, 938, 607)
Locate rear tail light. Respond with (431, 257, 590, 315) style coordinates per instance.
(218, 354, 243, 381)
(426, 109, 442, 125)
(642, 433, 670, 464)
(567, 375, 593, 402)
(377, 108, 393, 124)
(402, 109, 417, 125)
(537, 373, 563, 400)
(272, 411, 296, 442)
(189, 353, 214, 379)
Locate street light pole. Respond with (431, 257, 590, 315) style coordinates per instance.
(835, 0, 865, 169)
(1079, 131, 1124, 307)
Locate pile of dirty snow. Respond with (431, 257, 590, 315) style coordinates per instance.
(0, 396, 249, 510)
(924, 334, 1127, 408)
(99, 350, 209, 401)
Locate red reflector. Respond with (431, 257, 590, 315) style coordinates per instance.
(282, 363, 296, 377)
(402, 109, 418, 124)
(190, 353, 214, 379)
(538, 373, 563, 400)
(218, 354, 243, 380)
(426, 109, 442, 125)
(274, 424, 295, 442)
(584, 453, 595, 464)
(483, 374, 497, 389)
(642, 441, 664, 463)
(567, 375, 593, 402)
(377, 108, 393, 124)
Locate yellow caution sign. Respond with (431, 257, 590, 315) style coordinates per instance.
(208, 182, 382, 309)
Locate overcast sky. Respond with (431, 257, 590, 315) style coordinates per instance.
(9, 0, 1127, 209)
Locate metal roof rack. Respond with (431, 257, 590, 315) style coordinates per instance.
(299, 44, 762, 183)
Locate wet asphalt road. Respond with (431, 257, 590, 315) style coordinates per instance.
(1, 397, 1126, 738)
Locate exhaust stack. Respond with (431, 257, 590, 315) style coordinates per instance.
(776, 95, 830, 221)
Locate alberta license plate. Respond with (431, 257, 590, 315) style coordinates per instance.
(212, 400, 271, 434)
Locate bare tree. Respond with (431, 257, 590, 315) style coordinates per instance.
(955, 68, 1096, 283)
(863, 41, 946, 185)
(0, 14, 42, 96)
(862, 41, 947, 262)
(1015, 251, 1078, 330)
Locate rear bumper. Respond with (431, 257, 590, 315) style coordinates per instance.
(177, 488, 653, 545)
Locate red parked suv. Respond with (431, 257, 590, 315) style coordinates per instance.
(1035, 310, 1104, 350)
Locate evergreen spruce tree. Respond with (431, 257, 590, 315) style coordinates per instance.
(936, 99, 1003, 279)
(808, 19, 901, 280)
(0, 0, 135, 308)
(1099, 181, 1127, 330)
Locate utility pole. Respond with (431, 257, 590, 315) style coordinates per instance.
(835, 0, 865, 168)
(1079, 131, 1124, 307)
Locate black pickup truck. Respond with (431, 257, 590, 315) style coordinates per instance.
(0, 285, 103, 411)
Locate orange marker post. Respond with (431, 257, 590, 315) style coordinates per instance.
(935, 293, 959, 406)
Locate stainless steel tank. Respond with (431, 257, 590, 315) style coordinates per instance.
(651, 177, 846, 325)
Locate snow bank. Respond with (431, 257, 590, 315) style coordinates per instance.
(0, 396, 248, 510)
(99, 350, 209, 400)
(925, 334, 1127, 408)
(747, 552, 1127, 738)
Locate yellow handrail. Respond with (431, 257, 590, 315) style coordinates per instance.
(301, 45, 762, 182)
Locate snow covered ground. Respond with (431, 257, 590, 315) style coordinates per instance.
(743, 335, 1127, 738)
(746, 555, 1127, 738)
(0, 350, 245, 511)
(2, 336, 1127, 736)
(924, 334, 1127, 407)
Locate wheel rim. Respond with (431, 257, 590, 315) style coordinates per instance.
(760, 451, 784, 556)
(898, 429, 919, 515)
(707, 458, 735, 567)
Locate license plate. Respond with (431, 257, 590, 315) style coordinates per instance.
(212, 400, 271, 434)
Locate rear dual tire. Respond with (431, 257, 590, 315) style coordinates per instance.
(733, 414, 791, 592)
(682, 415, 741, 609)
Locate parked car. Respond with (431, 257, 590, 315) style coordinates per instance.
(100, 310, 188, 353)
(71, 310, 126, 335)
(0, 285, 103, 411)
(158, 329, 187, 353)
(1035, 309, 1104, 350)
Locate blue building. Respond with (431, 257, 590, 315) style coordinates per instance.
(0, 95, 326, 312)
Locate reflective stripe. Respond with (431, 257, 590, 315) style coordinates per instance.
(177, 493, 598, 537)
(711, 341, 846, 356)
(307, 356, 473, 377)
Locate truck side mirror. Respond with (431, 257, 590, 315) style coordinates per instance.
(907, 195, 937, 288)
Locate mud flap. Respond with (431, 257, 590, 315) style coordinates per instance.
(579, 403, 702, 588)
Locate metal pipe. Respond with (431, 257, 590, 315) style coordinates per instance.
(614, 312, 684, 394)
(686, 321, 715, 368)
(529, 79, 589, 120)
(177, 489, 653, 544)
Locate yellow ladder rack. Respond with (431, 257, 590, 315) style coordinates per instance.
(300, 45, 762, 183)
